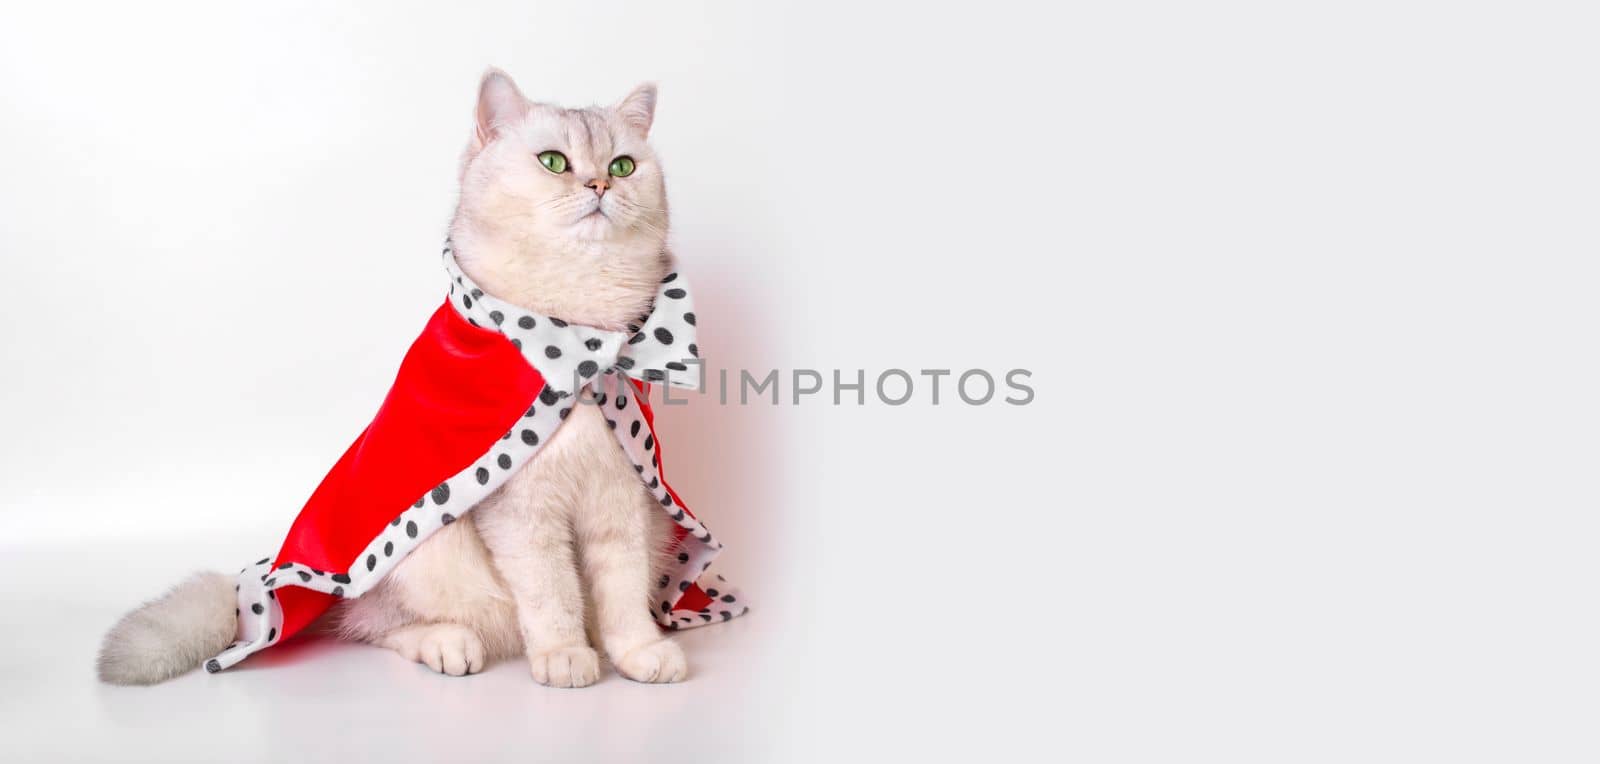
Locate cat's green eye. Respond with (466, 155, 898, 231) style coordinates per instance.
(608, 156, 636, 178)
(538, 151, 568, 174)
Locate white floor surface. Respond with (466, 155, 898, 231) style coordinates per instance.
(0, 538, 799, 763)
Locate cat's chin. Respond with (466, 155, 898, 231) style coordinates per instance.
(569, 213, 616, 242)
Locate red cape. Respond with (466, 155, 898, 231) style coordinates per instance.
(268, 302, 716, 646)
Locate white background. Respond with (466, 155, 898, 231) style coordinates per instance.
(2, 1, 1596, 761)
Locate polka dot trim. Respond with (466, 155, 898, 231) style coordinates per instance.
(663, 573, 750, 631)
(209, 380, 573, 672)
(590, 377, 710, 541)
(441, 242, 701, 394)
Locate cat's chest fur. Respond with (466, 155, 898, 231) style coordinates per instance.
(491, 399, 642, 516)
(354, 398, 666, 657)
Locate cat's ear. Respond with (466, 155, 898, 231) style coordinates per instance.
(473, 68, 528, 150)
(616, 82, 657, 137)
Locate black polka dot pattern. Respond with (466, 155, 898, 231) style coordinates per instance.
(208, 384, 571, 673)
(202, 244, 741, 675)
(443, 247, 702, 394)
(309, 379, 570, 615)
(442, 248, 650, 396)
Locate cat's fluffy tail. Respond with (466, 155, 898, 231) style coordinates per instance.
(96, 572, 237, 685)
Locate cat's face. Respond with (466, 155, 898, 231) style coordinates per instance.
(459, 71, 667, 251)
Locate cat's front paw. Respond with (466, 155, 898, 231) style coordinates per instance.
(614, 639, 687, 684)
(529, 645, 600, 688)
(412, 623, 486, 677)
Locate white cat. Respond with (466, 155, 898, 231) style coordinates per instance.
(98, 69, 687, 687)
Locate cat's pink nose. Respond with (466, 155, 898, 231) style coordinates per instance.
(585, 178, 609, 196)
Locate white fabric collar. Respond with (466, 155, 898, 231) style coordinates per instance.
(442, 242, 701, 395)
